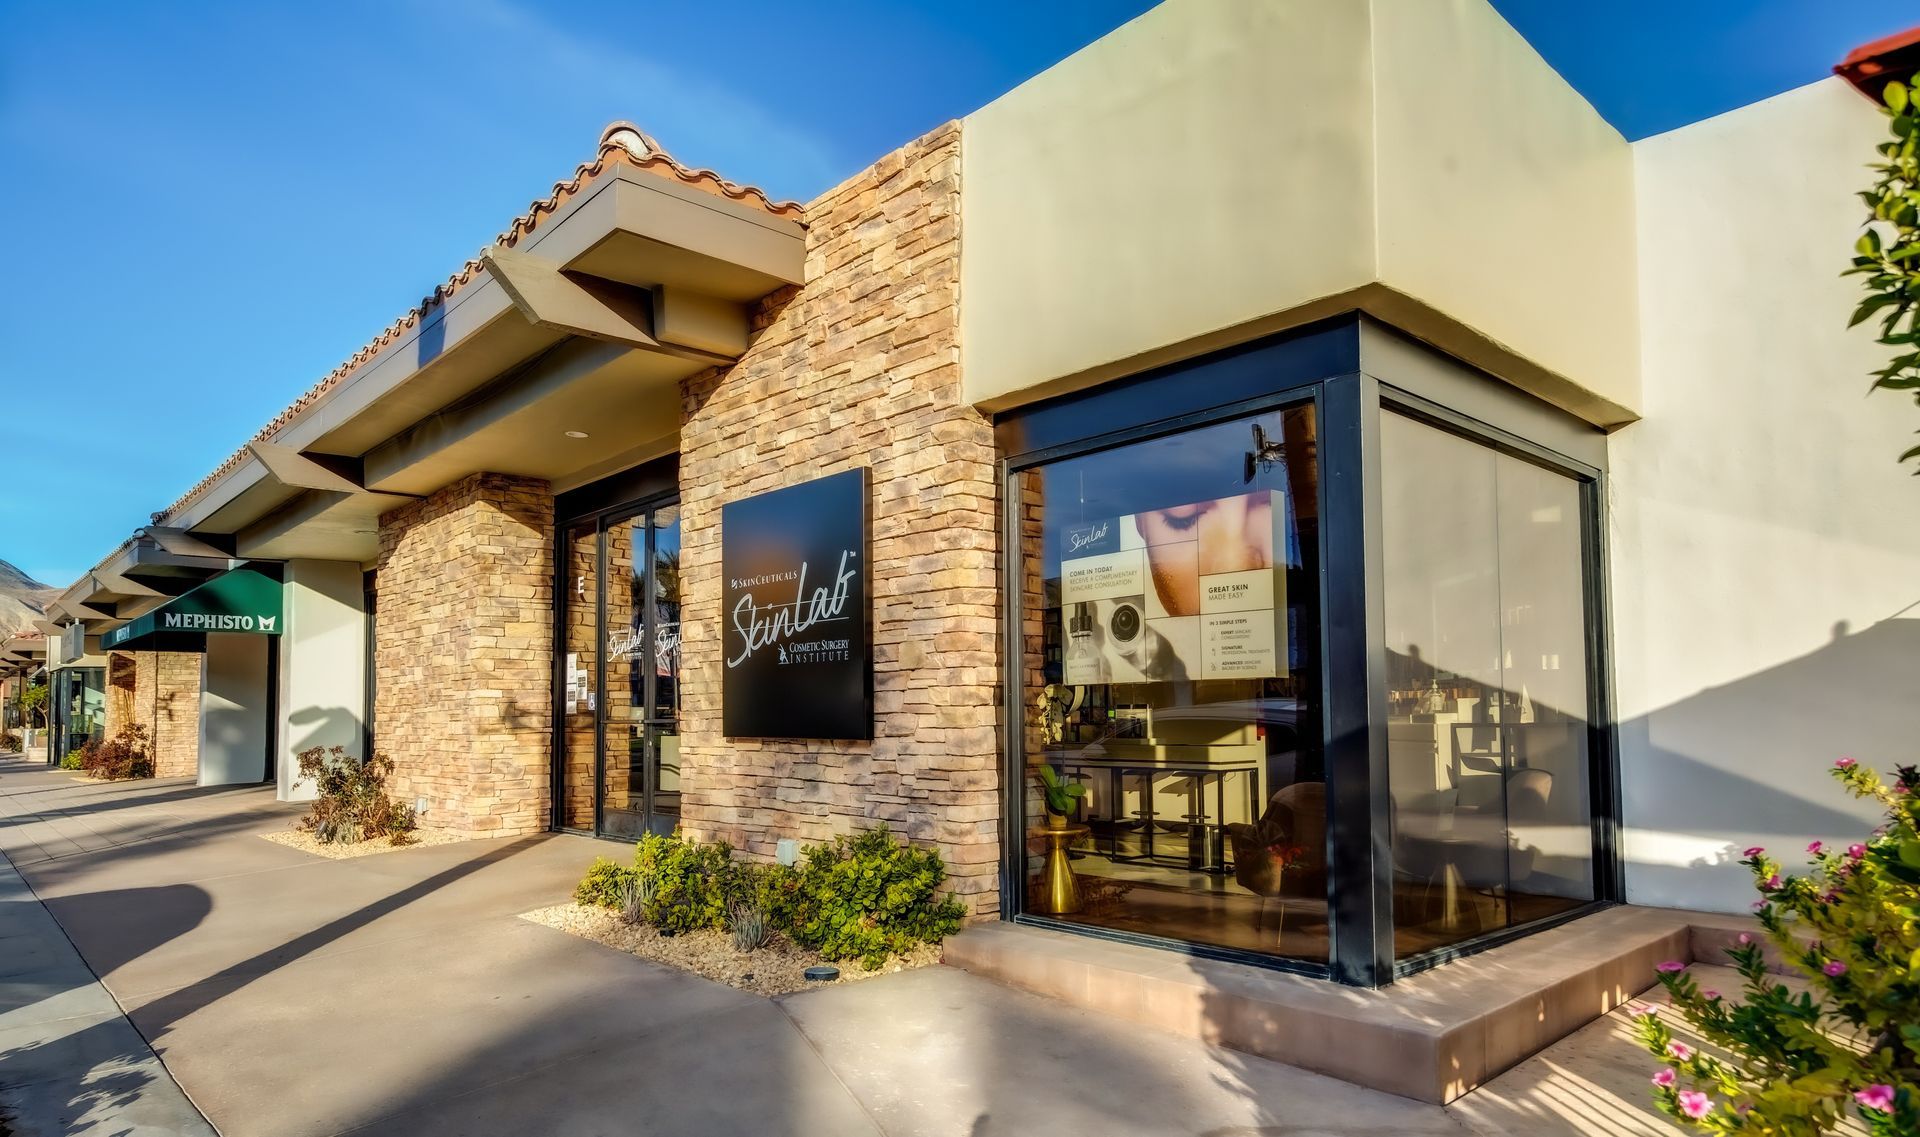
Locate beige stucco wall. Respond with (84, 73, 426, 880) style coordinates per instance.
(1613, 77, 1920, 912)
(960, 0, 1377, 409)
(1370, 0, 1639, 422)
(961, 0, 1640, 423)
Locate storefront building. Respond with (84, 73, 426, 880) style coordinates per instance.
(44, 0, 1920, 1003)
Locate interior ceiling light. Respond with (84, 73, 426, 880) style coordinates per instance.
(564, 430, 590, 439)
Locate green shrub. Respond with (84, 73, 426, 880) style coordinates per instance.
(729, 860, 799, 925)
(1635, 758, 1918, 1132)
(296, 747, 416, 845)
(574, 857, 636, 908)
(786, 827, 967, 969)
(58, 750, 84, 771)
(566, 827, 967, 967)
(635, 831, 733, 934)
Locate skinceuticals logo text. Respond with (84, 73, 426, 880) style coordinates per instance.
(726, 551, 857, 669)
(1067, 522, 1110, 554)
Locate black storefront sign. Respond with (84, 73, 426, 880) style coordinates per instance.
(721, 468, 872, 739)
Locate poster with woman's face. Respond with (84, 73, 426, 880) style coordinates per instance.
(1060, 490, 1287, 684)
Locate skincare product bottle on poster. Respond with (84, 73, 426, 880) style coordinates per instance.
(1066, 602, 1108, 684)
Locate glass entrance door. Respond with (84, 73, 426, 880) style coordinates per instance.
(557, 502, 682, 838)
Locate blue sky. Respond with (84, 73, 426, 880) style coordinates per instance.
(1, 0, 1909, 588)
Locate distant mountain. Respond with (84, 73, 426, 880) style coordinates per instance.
(0, 560, 57, 635)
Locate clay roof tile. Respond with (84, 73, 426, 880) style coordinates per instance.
(152, 123, 801, 525)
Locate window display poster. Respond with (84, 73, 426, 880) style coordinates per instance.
(1060, 490, 1287, 684)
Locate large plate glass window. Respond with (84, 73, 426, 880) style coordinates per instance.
(1380, 410, 1597, 958)
(1015, 403, 1327, 962)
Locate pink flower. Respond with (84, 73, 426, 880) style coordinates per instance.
(1656, 960, 1687, 974)
(1743, 846, 1765, 857)
(1856, 1084, 1896, 1113)
(1807, 840, 1825, 855)
(1678, 1090, 1713, 1119)
(1652, 1068, 1677, 1088)
(1836, 757, 1856, 769)
(1702, 990, 1719, 1000)
(1764, 874, 1783, 890)
(1737, 933, 1753, 945)
(1751, 900, 1768, 911)
(1824, 960, 1848, 977)
(1849, 844, 1868, 859)
(1669, 1041, 1694, 1061)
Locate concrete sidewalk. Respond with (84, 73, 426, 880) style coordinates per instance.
(0, 838, 214, 1134)
(0, 756, 1685, 1136)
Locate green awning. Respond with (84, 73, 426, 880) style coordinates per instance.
(101, 568, 283, 653)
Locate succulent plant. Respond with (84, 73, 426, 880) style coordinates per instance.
(618, 876, 654, 926)
(729, 901, 771, 952)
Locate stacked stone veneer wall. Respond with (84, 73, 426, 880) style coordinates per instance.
(103, 651, 201, 777)
(677, 122, 1003, 914)
(143, 653, 202, 778)
(375, 473, 554, 837)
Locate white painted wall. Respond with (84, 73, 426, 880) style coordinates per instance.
(276, 559, 366, 802)
(1615, 77, 1920, 912)
(960, 0, 1641, 423)
(199, 633, 269, 786)
(961, 0, 1376, 409)
(1371, 0, 1639, 416)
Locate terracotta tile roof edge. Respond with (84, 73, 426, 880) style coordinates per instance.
(151, 121, 803, 526)
(1836, 25, 1920, 97)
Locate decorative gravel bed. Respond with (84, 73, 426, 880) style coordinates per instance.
(521, 902, 940, 997)
(262, 828, 469, 860)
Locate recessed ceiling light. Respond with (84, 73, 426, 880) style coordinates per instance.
(564, 430, 589, 439)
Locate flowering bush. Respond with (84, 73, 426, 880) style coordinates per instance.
(80, 724, 153, 780)
(295, 746, 416, 845)
(1635, 758, 1918, 1133)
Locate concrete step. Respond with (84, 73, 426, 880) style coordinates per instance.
(943, 906, 1723, 1104)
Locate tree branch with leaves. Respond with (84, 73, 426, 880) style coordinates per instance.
(1849, 74, 1920, 470)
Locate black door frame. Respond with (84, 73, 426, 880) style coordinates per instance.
(550, 455, 681, 839)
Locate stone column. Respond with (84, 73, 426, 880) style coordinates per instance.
(374, 473, 554, 837)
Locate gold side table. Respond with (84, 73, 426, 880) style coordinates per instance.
(1030, 820, 1090, 915)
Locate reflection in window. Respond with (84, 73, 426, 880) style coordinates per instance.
(1018, 405, 1327, 961)
(1381, 412, 1596, 958)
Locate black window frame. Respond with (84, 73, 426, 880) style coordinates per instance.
(994, 317, 1620, 988)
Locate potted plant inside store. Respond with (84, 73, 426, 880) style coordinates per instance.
(1035, 762, 1085, 829)
(1033, 763, 1088, 915)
